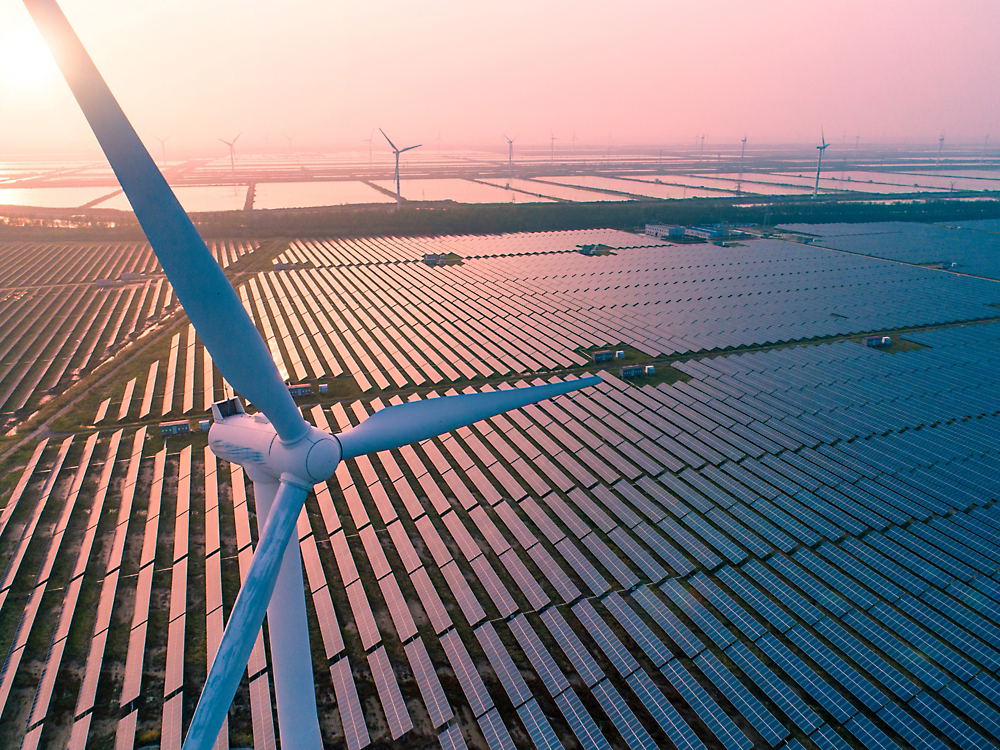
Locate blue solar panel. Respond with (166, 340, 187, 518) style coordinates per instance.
(693, 651, 788, 746)
(661, 660, 752, 750)
(625, 669, 706, 750)
(715, 566, 796, 632)
(756, 634, 856, 722)
(591, 679, 658, 750)
(724, 642, 822, 733)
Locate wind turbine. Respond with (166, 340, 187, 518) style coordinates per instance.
(813, 131, 829, 199)
(550, 131, 557, 161)
(363, 128, 375, 166)
(153, 135, 171, 168)
(380, 128, 421, 210)
(738, 136, 747, 196)
(938, 135, 945, 165)
(24, 3, 601, 749)
(503, 133, 517, 181)
(218, 133, 241, 177)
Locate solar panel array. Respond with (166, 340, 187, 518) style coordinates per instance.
(0, 240, 254, 416)
(4, 228, 1000, 749)
(780, 221, 1000, 281)
(137, 235, 1000, 409)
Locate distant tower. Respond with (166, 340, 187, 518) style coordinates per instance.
(154, 135, 171, 168)
(550, 131, 557, 161)
(364, 129, 375, 167)
(738, 136, 747, 196)
(218, 134, 241, 177)
(380, 129, 421, 210)
(504, 134, 516, 181)
(813, 132, 829, 199)
(937, 136, 944, 165)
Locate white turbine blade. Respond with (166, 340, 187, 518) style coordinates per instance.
(380, 127, 398, 151)
(183, 479, 309, 750)
(338, 377, 601, 460)
(24, 0, 309, 442)
(400, 144, 422, 153)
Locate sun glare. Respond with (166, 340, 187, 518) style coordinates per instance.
(1, 29, 56, 92)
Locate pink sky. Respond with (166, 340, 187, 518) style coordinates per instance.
(2, 0, 998, 156)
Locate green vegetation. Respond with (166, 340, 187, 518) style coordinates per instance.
(5, 196, 1000, 242)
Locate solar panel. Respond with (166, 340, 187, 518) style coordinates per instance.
(742, 560, 823, 624)
(438, 724, 468, 750)
(517, 699, 564, 750)
(369, 646, 412, 739)
(571, 599, 639, 678)
(842, 609, 949, 690)
(602, 592, 671, 667)
(715, 566, 795, 632)
(870, 601, 979, 681)
(624, 669, 706, 750)
(478, 708, 517, 750)
(409, 567, 452, 634)
(405, 638, 453, 728)
(440, 629, 493, 717)
(609, 527, 669, 581)
(540, 607, 604, 687)
(724, 641, 822, 733)
(661, 660, 752, 750)
(591, 678, 657, 750)
(556, 538, 610, 596)
(631, 587, 705, 658)
(554, 688, 612, 750)
(910, 691, 994, 750)
(693, 651, 788, 747)
(330, 657, 371, 750)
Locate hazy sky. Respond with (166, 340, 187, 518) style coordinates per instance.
(2, 0, 999, 156)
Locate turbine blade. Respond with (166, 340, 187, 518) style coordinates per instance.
(379, 127, 397, 151)
(400, 144, 422, 153)
(183, 479, 309, 750)
(24, 0, 309, 443)
(338, 377, 601, 460)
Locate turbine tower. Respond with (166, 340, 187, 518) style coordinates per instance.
(23, 4, 601, 750)
(153, 135, 171, 168)
(380, 128, 421, 210)
(503, 133, 517, 181)
(550, 131, 557, 161)
(218, 133, 241, 177)
(813, 131, 829, 199)
(938, 135, 945, 165)
(363, 128, 375, 166)
(738, 136, 747, 196)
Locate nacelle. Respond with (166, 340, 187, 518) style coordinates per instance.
(208, 398, 341, 487)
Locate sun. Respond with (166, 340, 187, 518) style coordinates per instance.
(1, 28, 57, 92)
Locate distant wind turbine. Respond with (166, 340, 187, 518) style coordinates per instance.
(813, 131, 830, 199)
(738, 136, 747, 196)
(503, 134, 517, 181)
(855, 134, 860, 150)
(153, 135, 171, 168)
(363, 129, 375, 166)
(550, 131, 557, 161)
(284, 133, 293, 152)
(937, 135, 945, 165)
(381, 128, 420, 209)
(218, 133, 241, 177)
